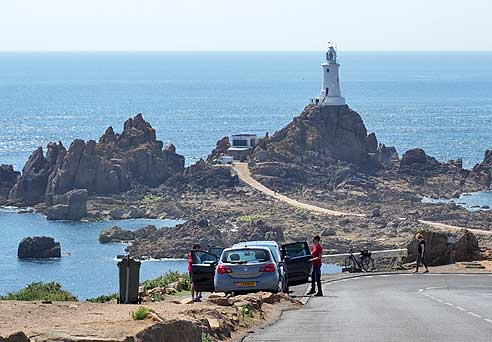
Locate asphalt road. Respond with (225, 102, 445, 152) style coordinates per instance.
(244, 274, 492, 342)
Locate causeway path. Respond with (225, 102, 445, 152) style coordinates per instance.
(243, 273, 492, 341)
(232, 162, 492, 236)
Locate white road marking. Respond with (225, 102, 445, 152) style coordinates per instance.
(365, 276, 373, 278)
(456, 306, 467, 312)
(467, 312, 482, 318)
(484, 319, 492, 324)
(418, 289, 424, 292)
(445, 303, 455, 307)
(379, 275, 391, 277)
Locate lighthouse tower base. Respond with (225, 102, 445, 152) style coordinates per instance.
(311, 95, 346, 106)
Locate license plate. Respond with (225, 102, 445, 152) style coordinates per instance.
(235, 281, 256, 287)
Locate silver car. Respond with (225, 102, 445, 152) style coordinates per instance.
(190, 240, 312, 294)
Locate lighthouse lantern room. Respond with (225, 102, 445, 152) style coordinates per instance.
(311, 44, 346, 106)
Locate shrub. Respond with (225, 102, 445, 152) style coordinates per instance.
(0, 282, 77, 301)
(201, 333, 211, 342)
(131, 306, 150, 320)
(86, 293, 118, 303)
(236, 214, 269, 223)
(142, 271, 190, 292)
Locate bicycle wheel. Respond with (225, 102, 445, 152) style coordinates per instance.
(344, 256, 355, 273)
(361, 256, 375, 272)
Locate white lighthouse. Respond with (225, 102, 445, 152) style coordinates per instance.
(311, 44, 346, 106)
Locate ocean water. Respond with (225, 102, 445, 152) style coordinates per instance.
(0, 207, 185, 299)
(0, 52, 491, 297)
(0, 52, 492, 170)
(423, 191, 492, 211)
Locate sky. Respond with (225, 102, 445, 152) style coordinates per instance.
(1, 0, 491, 51)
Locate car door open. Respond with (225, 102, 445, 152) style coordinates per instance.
(281, 242, 312, 286)
(191, 250, 220, 292)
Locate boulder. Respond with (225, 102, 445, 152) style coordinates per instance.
(366, 133, 378, 153)
(46, 189, 88, 221)
(405, 231, 450, 266)
(465, 150, 492, 190)
(135, 320, 201, 342)
(18, 236, 61, 259)
(0, 332, 30, 342)
(452, 230, 479, 262)
(99, 226, 135, 243)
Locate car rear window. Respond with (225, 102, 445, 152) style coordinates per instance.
(222, 249, 271, 264)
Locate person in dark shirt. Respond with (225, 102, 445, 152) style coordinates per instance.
(414, 233, 429, 273)
(188, 243, 202, 302)
(307, 235, 323, 296)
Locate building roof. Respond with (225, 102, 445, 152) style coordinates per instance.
(232, 134, 257, 137)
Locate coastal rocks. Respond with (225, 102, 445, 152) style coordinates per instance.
(18, 236, 61, 259)
(254, 104, 377, 169)
(8, 143, 65, 206)
(207, 137, 231, 163)
(181, 159, 238, 188)
(398, 148, 451, 176)
(0, 164, 20, 204)
(127, 218, 227, 259)
(236, 220, 285, 243)
(99, 225, 158, 243)
(46, 189, 87, 221)
(465, 150, 492, 190)
(11, 114, 185, 207)
(451, 230, 480, 262)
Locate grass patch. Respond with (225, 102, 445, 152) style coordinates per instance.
(142, 271, 190, 292)
(236, 214, 269, 223)
(201, 333, 212, 342)
(131, 306, 150, 320)
(141, 194, 162, 207)
(86, 293, 118, 303)
(0, 282, 77, 302)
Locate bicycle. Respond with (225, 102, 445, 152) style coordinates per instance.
(344, 249, 375, 273)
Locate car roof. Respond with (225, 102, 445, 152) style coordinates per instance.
(232, 241, 279, 248)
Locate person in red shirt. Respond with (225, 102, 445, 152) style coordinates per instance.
(307, 235, 323, 296)
(188, 243, 202, 302)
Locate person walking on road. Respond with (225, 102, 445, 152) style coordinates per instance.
(414, 233, 429, 273)
(307, 235, 323, 296)
(188, 243, 203, 302)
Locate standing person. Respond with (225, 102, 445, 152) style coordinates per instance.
(307, 235, 323, 296)
(414, 233, 429, 273)
(188, 243, 203, 302)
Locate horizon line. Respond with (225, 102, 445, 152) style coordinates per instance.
(1, 49, 492, 53)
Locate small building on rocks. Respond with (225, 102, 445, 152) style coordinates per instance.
(227, 134, 258, 161)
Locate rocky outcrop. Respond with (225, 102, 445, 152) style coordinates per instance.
(465, 150, 492, 190)
(235, 220, 284, 243)
(0, 164, 20, 204)
(398, 148, 448, 176)
(45, 189, 87, 221)
(207, 137, 231, 163)
(254, 105, 377, 169)
(8, 143, 65, 206)
(18, 236, 61, 259)
(9, 114, 185, 207)
(99, 225, 158, 243)
(180, 159, 238, 188)
(127, 219, 227, 259)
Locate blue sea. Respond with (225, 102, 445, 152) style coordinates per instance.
(0, 52, 491, 297)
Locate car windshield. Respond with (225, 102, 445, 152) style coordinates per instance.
(222, 249, 271, 264)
